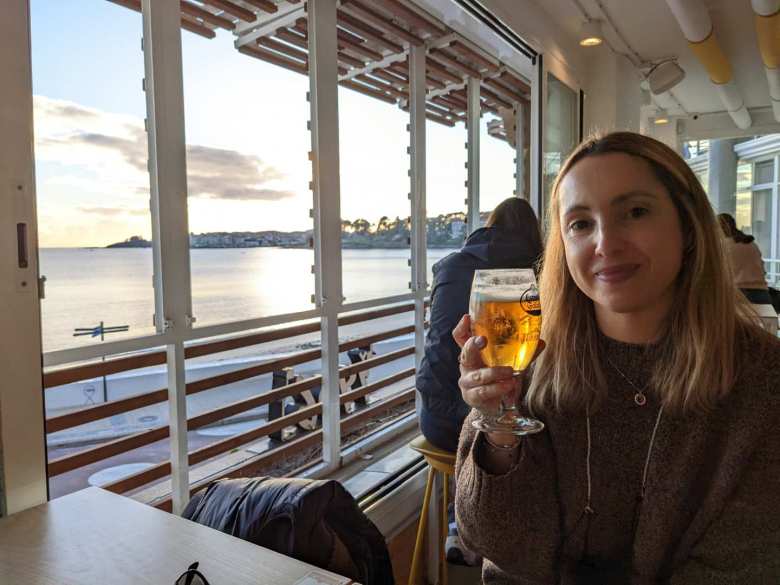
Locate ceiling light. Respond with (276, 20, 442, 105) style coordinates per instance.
(579, 20, 603, 47)
(646, 60, 686, 95)
(653, 112, 670, 125)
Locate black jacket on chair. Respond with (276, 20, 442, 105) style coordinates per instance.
(415, 227, 541, 452)
(182, 477, 394, 585)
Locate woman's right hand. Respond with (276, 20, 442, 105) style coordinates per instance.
(453, 314, 545, 447)
(453, 314, 520, 447)
(452, 314, 517, 412)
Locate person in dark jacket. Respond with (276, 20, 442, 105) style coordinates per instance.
(416, 197, 543, 453)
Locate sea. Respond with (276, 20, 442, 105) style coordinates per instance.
(40, 247, 456, 354)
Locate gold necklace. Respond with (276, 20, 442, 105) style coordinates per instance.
(607, 357, 650, 406)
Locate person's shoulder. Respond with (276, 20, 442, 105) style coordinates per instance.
(434, 249, 480, 277)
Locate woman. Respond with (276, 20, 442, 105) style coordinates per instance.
(717, 212, 777, 332)
(417, 196, 543, 453)
(717, 212, 770, 301)
(453, 132, 780, 583)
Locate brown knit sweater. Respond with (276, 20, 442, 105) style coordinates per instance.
(455, 327, 780, 584)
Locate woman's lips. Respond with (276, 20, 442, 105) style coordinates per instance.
(594, 264, 640, 283)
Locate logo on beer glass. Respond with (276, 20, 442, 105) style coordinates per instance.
(519, 286, 541, 317)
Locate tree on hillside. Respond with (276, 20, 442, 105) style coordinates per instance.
(352, 218, 371, 234)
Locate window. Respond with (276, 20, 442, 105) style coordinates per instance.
(32, 0, 154, 353)
(543, 74, 578, 216)
(755, 160, 775, 186)
(182, 28, 314, 327)
(426, 118, 466, 286)
(480, 106, 516, 216)
(339, 84, 410, 303)
(735, 161, 753, 233)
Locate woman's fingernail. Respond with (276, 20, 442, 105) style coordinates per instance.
(475, 336, 486, 348)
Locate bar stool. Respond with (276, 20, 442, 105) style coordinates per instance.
(408, 436, 456, 585)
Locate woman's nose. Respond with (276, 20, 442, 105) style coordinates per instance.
(594, 222, 624, 257)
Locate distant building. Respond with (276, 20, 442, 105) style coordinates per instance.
(450, 218, 466, 238)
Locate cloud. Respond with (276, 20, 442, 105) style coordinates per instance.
(34, 95, 294, 202)
(79, 206, 148, 217)
(186, 145, 293, 200)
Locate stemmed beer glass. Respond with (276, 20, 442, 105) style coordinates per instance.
(469, 269, 545, 435)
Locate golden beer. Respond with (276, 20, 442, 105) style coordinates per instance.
(470, 293, 541, 371)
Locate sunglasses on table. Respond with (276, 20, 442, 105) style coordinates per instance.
(175, 561, 212, 585)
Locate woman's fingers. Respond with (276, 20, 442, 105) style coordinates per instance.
(459, 363, 517, 409)
(452, 314, 471, 349)
(458, 333, 487, 371)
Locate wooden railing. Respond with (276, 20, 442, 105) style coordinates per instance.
(43, 301, 422, 500)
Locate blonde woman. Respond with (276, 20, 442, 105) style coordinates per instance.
(453, 132, 780, 583)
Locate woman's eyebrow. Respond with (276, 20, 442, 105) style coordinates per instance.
(562, 191, 658, 217)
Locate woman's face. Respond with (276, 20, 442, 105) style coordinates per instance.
(558, 152, 684, 324)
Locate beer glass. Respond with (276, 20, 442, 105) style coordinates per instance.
(469, 269, 545, 435)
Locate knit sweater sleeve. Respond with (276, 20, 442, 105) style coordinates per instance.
(454, 408, 560, 583)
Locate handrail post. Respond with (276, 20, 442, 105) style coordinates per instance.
(409, 45, 427, 376)
(466, 76, 481, 233)
(142, 0, 192, 514)
(308, 0, 343, 472)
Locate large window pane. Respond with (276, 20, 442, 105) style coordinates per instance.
(480, 107, 516, 217)
(182, 29, 314, 327)
(427, 118, 466, 285)
(735, 161, 753, 232)
(755, 160, 775, 185)
(543, 74, 578, 218)
(340, 85, 410, 302)
(752, 189, 773, 259)
(31, 0, 154, 353)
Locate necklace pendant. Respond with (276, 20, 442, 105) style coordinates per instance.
(634, 393, 647, 406)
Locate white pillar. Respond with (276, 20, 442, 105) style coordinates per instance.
(308, 0, 343, 471)
(142, 0, 193, 514)
(530, 56, 543, 221)
(409, 45, 427, 372)
(0, 0, 47, 515)
(466, 77, 481, 233)
(514, 101, 526, 199)
(707, 138, 738, 215)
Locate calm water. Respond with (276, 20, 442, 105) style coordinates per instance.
(40, 247, 455, 352)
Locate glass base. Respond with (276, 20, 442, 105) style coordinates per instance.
(471, 414, 545, 436)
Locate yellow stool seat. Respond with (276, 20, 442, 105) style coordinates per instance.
(408, 436, 456, 585)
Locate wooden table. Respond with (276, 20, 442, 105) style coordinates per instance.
(0, 487, 353, 585)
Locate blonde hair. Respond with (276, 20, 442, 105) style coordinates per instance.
(527, 131, 759, 415)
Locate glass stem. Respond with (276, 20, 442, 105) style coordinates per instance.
(497, 370, 523, 421)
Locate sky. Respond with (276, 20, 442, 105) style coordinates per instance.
(31, 0, 517, 247)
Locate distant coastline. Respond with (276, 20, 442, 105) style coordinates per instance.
(107, 212, 482, 250)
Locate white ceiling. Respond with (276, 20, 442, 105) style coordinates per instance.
(531, 0, 773, 117)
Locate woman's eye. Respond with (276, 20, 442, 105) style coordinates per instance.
(628, 206, 649, 219)
(568, 219, 591, 232)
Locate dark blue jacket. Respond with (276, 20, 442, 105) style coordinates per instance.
(416, 227, 541, 449)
